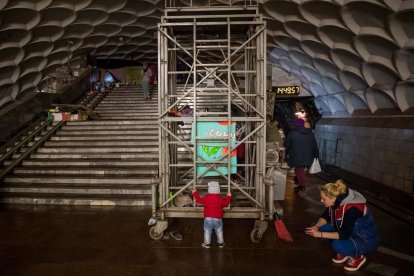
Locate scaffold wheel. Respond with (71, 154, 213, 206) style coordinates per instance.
(250, 226, 263, 243)
(149, 226, 163, 240)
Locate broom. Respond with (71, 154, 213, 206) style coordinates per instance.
(273, 213, 293, 242)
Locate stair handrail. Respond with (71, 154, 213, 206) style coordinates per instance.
(0, 91, 103, 181)
(89, 92, 106, 110)
(0, 118, 52, 165)
(0, 121, 65, 181)
(0, 116, 46, 155)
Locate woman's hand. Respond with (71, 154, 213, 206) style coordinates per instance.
(306, 225, 318, 232)
(304, 227, 321, 238)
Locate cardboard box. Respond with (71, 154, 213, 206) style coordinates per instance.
(53, 112, 87, 121)
(52, 112, 71, 121)
(70, 112, 88, 121)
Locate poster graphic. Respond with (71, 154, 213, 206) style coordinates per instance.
(191, 121, 237, 177)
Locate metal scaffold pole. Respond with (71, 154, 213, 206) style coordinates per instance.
(151, 0, 271, 243)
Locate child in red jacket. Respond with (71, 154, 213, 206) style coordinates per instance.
(193, 181, 232, 248)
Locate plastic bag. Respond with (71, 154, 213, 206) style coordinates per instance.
(309, 158, 321, 174)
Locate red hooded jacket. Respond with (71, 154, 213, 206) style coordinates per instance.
(193, 191, 231, 219)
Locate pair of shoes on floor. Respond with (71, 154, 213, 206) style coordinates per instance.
(332, 254, 366, 271)
(169, 230, 183, 241)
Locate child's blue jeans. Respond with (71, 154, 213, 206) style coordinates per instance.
(204, 217, 224, 245)
(319, 224, 359, 257)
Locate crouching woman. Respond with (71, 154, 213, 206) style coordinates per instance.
(305, 179, 380, 271)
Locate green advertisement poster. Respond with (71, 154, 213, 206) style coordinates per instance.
(191, 121, 237, 177)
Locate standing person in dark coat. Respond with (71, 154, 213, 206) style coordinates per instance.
(284, 118, 319, 189)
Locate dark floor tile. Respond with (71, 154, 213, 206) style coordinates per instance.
(0, 174, 413, 276)
(0, 262, 143, 276)
(231, 248, 328, 268)
(140, 265, 212, 276)
(146, 247, 232, 268)
(220, 266, 351, 276)
(94, 247, 152, 265)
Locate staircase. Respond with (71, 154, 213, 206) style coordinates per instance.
(0, 87, 159, 206)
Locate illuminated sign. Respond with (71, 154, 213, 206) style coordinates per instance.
(272, 86, 300, 95)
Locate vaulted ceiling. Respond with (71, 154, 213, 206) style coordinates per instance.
(1, 0, 413, 116)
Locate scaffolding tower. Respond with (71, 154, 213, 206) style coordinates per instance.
(151, 0, 271, 242)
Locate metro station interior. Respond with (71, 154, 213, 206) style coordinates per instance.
(0, 1, 413, 275)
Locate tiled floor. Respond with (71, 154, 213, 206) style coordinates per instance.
(0, 173, 413, 275)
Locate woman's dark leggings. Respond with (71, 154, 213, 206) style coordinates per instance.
(294, 167, 305, 186)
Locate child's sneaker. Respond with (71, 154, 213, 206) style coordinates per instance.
(201, 243, 210, 249)
(218, 243, 225, 248)
(344, 256, 366, 271)
(332, 254, 351, 264)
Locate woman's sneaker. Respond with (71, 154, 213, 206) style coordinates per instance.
(201, 243, 210, 249)
(344, 256, 366, 271)
(332, 254, 351, 264)
(218, 243, 225, 248)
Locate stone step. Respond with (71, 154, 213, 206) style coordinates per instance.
(50, 135, 158, 141)
(96, 113, 158, 118)
(95, 105, 157, 110)
(97, 114, 158, 118)
(93, 110, 159, 116)
(35, 147, 158, 153)
(11, 152, 163, 160)
(95, 104, 157, 109)
(29, 133, 159, 142)
(37, 140, 159, 147)
(12, 167, 158, 175)
(99, 100, 157, 104)
(65, 120, 155, 126)
(54, 129, 158, 135)
(96, 113, 157, 117)
(105, 95, 152, 97)
(100, 97, 158, 101)
(0, 185, 151, 195)
(4, 160, 158, 167)
(3, 176, 156, 185)
(97, 115, 158, 120)
(59, 125, 158, 130)
(0, 193, 152, 206)
(95, 106, 157, 111)
(105, 92, 151, 94)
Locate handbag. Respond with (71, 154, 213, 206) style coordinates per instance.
(309, 158, 321, 174)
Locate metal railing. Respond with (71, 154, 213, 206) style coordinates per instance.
(39, 68, 90, 94)
(165, 0, 258, 8)
(0, 89, 105, 181)
(0, 117, 50, 160)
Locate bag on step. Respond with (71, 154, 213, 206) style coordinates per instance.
(309, 158, 321, 174)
